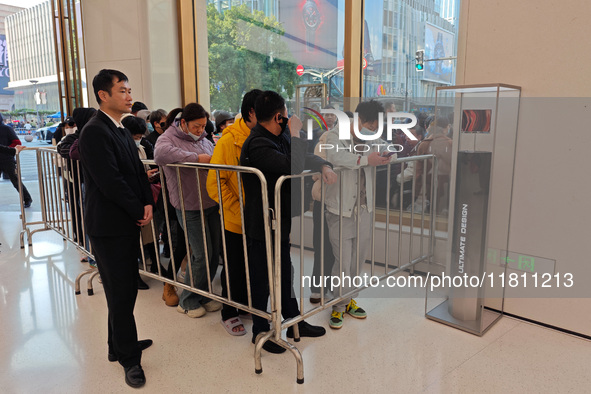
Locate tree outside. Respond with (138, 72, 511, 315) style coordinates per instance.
(207, 4, 300, 113)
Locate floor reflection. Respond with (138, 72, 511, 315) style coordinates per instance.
(1, 211, 591, 392)
(1, 227, 84, 385)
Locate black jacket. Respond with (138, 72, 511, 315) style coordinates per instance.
(140, 138, 154, 160)
(240, 124, 330, 241)
(58, 132, 84, 184)
(79, 110, 153, 237)
(145, 130, 160, 148)
(0, 144, 16, 158)
(0, 124, 19, 164)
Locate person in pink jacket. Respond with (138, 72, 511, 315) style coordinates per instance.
(154, 103, 222, 318)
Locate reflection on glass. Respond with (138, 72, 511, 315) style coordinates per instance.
(2, 0, 85, 136)
(362, 0, 459, 220)
(206, 0, 344, 114)
(4, 1, 59, 130)
(362, 0, 460, 108)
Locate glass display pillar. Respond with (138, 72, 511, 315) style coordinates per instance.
(426, 84, 521, 336)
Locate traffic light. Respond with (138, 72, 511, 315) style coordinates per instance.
(415, 50, 424, 71)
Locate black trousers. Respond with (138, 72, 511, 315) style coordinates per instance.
(248, 237, 299, 336)
(220, 230, 248, 321)
(64, 179, 83, 243)
(311, 200, 335, 292)
(0, 160, 32, 203)
(164, 214, 187, 281)
(90, 233, 142, 368)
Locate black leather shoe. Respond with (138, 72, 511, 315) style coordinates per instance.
(138, 277, 149, 290)
(124, 365, 146, 388)
(286, 321, 326, 338)
(23, 199, 32, 208)
(139, 339, 153, 351)
(109, 339, 153, 362)
(251, 335, 286, 354)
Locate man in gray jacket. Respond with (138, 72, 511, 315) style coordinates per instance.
(323, 100, 395, 329)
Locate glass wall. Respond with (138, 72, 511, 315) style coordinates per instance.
(362, 0, 459, 109)
(2, 0, 86, 132)
(362, 0, 460, 219)
(206, 0, 345, 115)
(202, 0, 460, 221)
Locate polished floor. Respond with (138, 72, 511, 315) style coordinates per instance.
(1, 207, 590, 393)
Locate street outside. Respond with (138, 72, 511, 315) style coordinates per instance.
(0, 135, 53, 213)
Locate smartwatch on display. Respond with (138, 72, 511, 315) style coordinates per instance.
(302, 0, 320, 52)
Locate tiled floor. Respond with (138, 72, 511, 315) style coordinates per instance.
(1, 210, 590, 393)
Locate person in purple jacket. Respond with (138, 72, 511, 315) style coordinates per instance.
(154, 103, 222, 318)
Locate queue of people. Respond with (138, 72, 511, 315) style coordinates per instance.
(12, 68, 450, 388)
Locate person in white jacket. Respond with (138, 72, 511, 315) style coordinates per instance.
(323, 100, 396, 329)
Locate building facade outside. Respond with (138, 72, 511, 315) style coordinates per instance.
(363, 0, 459, 109)
(0, 3, 24, 112)
(207, 0, 458, 111)
(5, 0, 60, 114)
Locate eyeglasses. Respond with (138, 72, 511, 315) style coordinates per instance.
(159, 122, 166, 129)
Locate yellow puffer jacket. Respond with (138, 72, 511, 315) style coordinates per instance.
(206, 118, 250, 234)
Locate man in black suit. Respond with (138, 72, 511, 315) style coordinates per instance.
(79, 69, 154, 388)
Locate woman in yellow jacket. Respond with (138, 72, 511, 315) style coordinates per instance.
(206, 89, 263, 336)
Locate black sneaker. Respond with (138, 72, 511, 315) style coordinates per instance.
(23, 199, 32, 208)
(251, 335, 286, 354)
(286, 321, 326, 338)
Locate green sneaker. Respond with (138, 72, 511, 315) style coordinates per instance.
(345, 299, 367, 319)
(329, 311, 344, 329)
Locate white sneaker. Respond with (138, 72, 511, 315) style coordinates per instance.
(203, 300, 222, 312)
(177, 304, 206, 318)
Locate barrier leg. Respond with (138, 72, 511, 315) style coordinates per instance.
(254, 331, 273, 375)
(254, 330, 305, 384)
(19, 229, 27, 249)
(285, 340, 304, 384)
(75, 268, 95, 295)
(291, 322, 301, 342)
(87, 270, 100, 296)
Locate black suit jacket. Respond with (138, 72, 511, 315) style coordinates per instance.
(79, 110, 153, 237)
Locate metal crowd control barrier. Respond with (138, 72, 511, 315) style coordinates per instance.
(135, 160, 277, 334)
(16, 147, 98, 295)
(135, 160, 306, 382)
(16, 147, 438, 384)
(272, 154, 438, 383)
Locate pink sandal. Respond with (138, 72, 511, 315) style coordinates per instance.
(221, 317, 247, 336)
